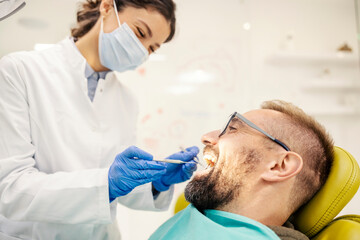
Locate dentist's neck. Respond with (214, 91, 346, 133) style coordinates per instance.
(75, 18, 108, 72)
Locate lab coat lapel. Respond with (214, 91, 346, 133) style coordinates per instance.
(60, 38, 100, 121)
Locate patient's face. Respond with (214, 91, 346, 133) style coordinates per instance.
(185, 110, 271, 211)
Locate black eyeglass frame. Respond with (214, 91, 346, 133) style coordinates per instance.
(219, 112, 291, 151)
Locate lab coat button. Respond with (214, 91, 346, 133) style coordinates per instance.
(99, 89, 103, 92)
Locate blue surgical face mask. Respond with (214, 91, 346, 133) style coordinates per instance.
(98, 0, 149, 72)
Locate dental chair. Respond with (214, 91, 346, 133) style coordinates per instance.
(174, 146, 360, 239)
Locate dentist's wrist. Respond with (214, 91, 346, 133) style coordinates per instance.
(152, 179, 171, 192)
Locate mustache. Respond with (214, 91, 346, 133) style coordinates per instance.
(203, 145, 219, 158)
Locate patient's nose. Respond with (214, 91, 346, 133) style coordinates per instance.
(201, 130, 220, 146)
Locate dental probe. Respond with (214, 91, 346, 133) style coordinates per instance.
(152, 159, 189, 164)
(134, 156, 197, 164)
(179, 146, 206, 168)
(134, 157, 188, 164)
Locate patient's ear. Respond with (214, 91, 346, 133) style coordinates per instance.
(261, 152, 303, 182)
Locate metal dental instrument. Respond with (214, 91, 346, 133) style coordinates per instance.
(179, 146, 206, 168)
(134, 148, 205, 165)
(134, 157, 188, 164)
(153, 159, 189, 164)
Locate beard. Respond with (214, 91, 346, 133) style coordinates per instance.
(184, 147, 261, 212)
(184, 166, 240, 212)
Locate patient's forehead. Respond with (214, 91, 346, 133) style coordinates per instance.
(243, 109, 284, 124)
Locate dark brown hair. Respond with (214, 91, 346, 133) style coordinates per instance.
(261, 100, 334, 213)
(71, 0, 176, 42)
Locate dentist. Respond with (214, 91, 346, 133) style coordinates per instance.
(0, 0, 198, 239)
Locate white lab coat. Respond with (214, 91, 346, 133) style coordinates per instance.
(0, 38, 173, 240)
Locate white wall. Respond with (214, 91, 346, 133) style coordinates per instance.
(0, 0, 359, 239)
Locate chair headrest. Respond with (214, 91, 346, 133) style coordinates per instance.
(293, 146, 360, 238)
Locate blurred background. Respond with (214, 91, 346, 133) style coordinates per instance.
(1, 0, 359, 239)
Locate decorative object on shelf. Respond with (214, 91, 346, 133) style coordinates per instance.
(337, 43, 353, 53)
(279, 31, 295, 51)
(266, 51, 358, 65)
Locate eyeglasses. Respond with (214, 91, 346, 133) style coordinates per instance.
(219, 112, 290, 151)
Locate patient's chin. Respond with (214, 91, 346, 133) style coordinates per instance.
(193, 167, 212, 178)
(184, 167, 236, 212)
(185, 148, 256, 212)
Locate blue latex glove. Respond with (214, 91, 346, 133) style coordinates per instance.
(152, 146, 199, 192)
(108, 146, 166, 202)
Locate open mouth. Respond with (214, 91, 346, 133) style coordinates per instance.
(203, 154, 217, 168)
(193, 153, 218, 178)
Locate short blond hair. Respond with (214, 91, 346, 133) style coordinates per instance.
(261, 100, 334, 212)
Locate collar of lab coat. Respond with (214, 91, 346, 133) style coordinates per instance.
(68, 37, 109, 80)
(61, 37, 88, 76)
(59, 37, 99, 95)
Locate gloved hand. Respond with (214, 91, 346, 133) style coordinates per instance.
(108, 146, 166, 202)
(152, 146, 199, 192)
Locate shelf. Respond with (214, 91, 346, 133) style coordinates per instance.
(308, 107, 360, 117)
(266, 51, 359, 66)
(302, 80, 360, 92)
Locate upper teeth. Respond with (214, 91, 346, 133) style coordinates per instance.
(203, 154, 216, 167)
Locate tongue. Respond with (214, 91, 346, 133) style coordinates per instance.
(203, 154, 216, 167)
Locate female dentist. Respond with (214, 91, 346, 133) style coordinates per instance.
(0, 0, 199, 239)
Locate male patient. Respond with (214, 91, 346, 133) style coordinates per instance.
(150, 100, 334, 240)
